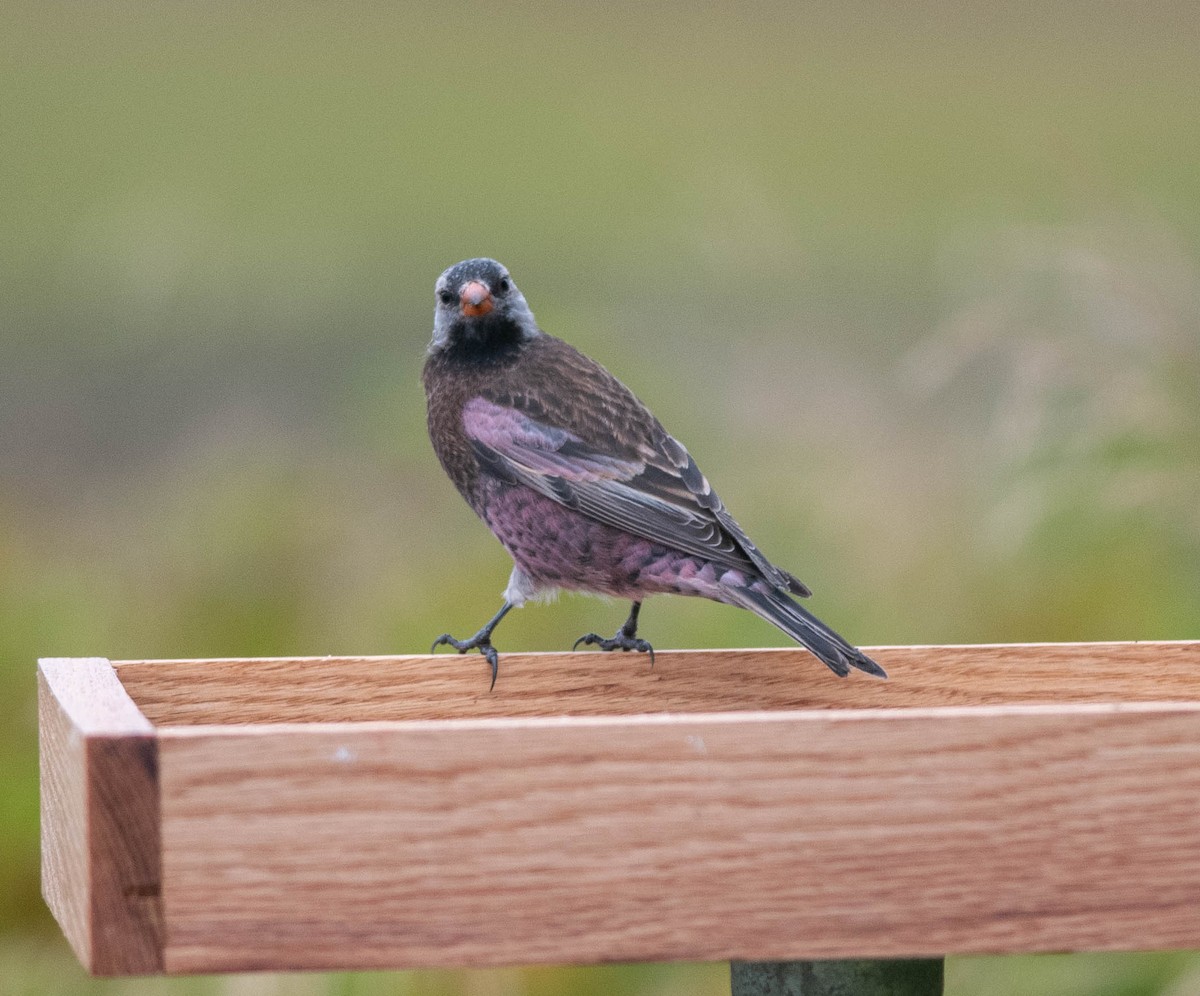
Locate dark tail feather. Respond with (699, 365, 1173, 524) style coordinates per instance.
(734, 585, 886, 678)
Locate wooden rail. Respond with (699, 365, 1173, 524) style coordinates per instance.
(39, 642, 1200, 981)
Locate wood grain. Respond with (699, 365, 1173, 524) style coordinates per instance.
(40, 644, 1200, 975)
(114, 641, 1200, 726)
(38, 659, 162, 975)
(155, 700, 1200, 972)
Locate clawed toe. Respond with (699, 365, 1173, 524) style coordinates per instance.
(431, 632, 501, 690)
(431, 633, 464, 654)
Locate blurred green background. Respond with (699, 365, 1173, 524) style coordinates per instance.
(4, 1, 1199, 993)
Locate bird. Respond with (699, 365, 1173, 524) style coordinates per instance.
(423, 257, 885, 688)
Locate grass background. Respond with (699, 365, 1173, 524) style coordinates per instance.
(3, 2, 1199, 993)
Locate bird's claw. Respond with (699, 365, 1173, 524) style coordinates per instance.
(572, 631, 656, 667)
(431, 633, 501, 690)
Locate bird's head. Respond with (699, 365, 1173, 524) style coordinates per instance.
(429, 258, 539, 357)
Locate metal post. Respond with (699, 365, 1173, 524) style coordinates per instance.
(731, 959, 944, 996)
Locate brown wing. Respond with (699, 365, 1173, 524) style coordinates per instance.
(467, 336, 810, 596)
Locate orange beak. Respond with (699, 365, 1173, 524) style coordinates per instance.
(460, 280, 494, 318)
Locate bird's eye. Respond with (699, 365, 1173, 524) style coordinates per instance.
(497, 277, 510, 293)
(438, 290, 455, 305)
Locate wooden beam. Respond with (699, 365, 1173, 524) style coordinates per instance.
(152, 697, 1200, 972)
(39, 642, 1200, 975)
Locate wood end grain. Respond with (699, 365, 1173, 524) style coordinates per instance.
(38, 659, 164, 975)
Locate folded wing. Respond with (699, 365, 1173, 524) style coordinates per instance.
(463, 396, 810, 596)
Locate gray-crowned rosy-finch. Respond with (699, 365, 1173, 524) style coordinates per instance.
(423, 257, 884, 687)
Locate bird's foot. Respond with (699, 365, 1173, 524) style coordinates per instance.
(572, 630, 656, 667)
(431, 630, 501, 690)
(431, 602, 514, 690)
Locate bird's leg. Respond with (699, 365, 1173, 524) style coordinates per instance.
(572, 600, 655, 666)
(432, 600, 513, 690)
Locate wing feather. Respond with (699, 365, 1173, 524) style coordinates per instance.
(463, 396, 809, 595)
